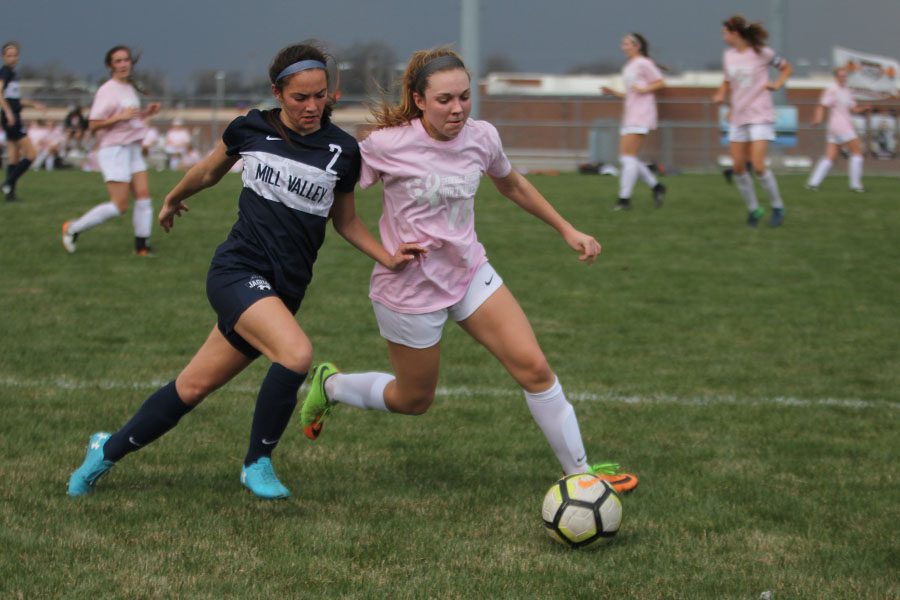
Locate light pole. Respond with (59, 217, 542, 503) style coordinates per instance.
(212, 70, 225, 147)
(461, 0, 480, 119)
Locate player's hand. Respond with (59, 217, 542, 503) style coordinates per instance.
(143, 103, 161, 118)
(765, 82, 780, 91)
(600, 86, 615, 96)
(159, 198, 190, 232)
(711, 91, 725, 104)
(117, 107, 139, 122)
(563, 229, 602, 264)
(385, 242, 427, 271)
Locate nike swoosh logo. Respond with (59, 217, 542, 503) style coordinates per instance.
(128, 436, 143, 448)
(261, 438, 279, 445)
(266, 135, 282, 141)
(577, 477, 603, 489)
(484, 275, 494, 286)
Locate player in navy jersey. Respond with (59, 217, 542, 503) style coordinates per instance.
(1, 42, 45, 201)
(67, 42, 421, 499)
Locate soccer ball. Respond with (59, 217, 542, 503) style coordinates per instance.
(541, 473, 622, 548)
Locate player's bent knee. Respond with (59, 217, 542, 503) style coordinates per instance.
(393, 392, 435, 415)
(175, 377, 216, 406)
(272, 346, 312, 375)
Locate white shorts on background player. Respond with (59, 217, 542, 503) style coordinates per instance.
(373, 262, 503, 349)
(728, 123, 775, 143)
(97, 142, 147, 182)
(620, 126, 650, 136)
(826, 131, 858, 145)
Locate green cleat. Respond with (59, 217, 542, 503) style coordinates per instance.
(300, 362, 339, 440)
(587, 462, 639, 494)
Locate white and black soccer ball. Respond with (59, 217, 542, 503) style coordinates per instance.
(541, 473, 622, 548)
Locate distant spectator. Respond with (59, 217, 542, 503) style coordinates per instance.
(63, 104, 89, 150)
(179, 143, 202, 170)
(164, 119, 192, 169)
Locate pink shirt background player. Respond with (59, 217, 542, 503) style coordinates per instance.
(600, 33, 667, 210)
(721, 45, 785, 126)
(712, 15, 792, 228)
(89, 78, 152, 148)
(621, 56, 664, 130)
(806, 67, 869, 192)
(815, 71, 866, 144)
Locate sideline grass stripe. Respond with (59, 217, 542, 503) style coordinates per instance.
(3, 375, 895, 411)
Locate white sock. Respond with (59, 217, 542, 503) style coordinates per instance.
(758, 170, 784, 209)
(133, 198, 153, 239)
(325, 372, 393, 412)
(807, 158, 832, 187)
(734, 172, 759, 212)
(618, 155, 640, 199)
(34, 150, 48, 170)
(637, 161, 658, 188)
(69, 201, 123, 235)
(849, 155, 863, 190)
(524, 377, 589, 475)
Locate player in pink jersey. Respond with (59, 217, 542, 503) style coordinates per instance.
(806, 67, 870, 192)
(300, 47, 637, 494)
(601, 33, 666, 210)
(712, 16, 792, 227)
(61, 45, 161, 255)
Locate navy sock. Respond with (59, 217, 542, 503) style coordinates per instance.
(4, 164, 13, 184)
(103, 381, 193, 462)
(244, 363, 306, 466)
(9, 158, 32, 188)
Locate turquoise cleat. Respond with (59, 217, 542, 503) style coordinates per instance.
(67, 432, 116, 496)
(241, 457, 290, 499)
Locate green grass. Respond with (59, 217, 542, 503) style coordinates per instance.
(1, 170, 898, 599)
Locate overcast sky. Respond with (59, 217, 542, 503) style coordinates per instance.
(4, 0, 899, 88)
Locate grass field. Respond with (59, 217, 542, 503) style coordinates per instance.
(1, 169, 898, 599)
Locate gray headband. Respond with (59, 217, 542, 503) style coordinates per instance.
(414, 55, 466, 92)
(276, 60, 326, 82)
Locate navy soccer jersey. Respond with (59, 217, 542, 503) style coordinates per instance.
(0, 66, 21, 112)
(212, 109, 361, 300)
(0, 65, 22, 126)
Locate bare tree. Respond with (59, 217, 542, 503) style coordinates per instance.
(566, 61, 620, 75)
(483, 53, 517, 74)
(336, 42, 398, 97)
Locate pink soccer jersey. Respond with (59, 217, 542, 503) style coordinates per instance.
(89, 78, 148, 148)
(360, 118, 513, 314)
(622, 56, 664, 129)
(724, 46, 785, 126)
(821, 83, 858, 140)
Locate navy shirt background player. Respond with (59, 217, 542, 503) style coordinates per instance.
(1, 41, 45, 201)
(68, 41, 421, 500)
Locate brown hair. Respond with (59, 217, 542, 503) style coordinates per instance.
(266, 41, 335, 138)
(2, 41, 20, 54)
(370, 46, 468, 129)
(104, 45, 147, 94)
(627, 32, 668, 72)
(723, 15, 769, 53)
